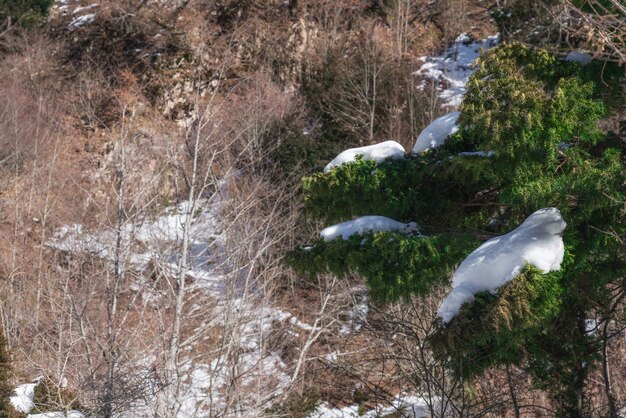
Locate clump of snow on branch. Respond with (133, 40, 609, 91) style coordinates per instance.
(412, 112, 460, 154)
(324, 141, 405, 173)
(321, 216, 420, 241)
(415, 33, 500, 109)
(438, 208, 566, 324)
(330, 33, 500, 159)
(585, 318, 599, 336)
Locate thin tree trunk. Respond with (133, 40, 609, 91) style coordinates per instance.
(601, 319, 618, 418)
(163, 120, 201, 416)
(103, 122, 128, 418)
(506, 364, 521, 418)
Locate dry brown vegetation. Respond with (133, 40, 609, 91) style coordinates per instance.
(0, 0, 623, 417)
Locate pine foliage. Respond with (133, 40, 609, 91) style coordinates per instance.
(0, 329, 16, 418)
(289, 232, 478, 302)
(0, 0, 52, 28)
(430, 265, 565, 379)
(291, 42, 625, 415)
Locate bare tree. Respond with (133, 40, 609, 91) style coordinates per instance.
(324, 35, 387, 144)
(152, 72, 305, 416)
(551, 0, 626, 65)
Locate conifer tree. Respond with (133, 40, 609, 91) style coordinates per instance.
(290, 43, 625, 416)
(0, 0, 52, 30)
(0, 328, 13, 417)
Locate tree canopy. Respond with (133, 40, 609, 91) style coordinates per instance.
(0, 0, 52, 30)
(289, 43, 625, 416)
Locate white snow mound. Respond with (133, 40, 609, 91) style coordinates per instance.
(413, 112, 460, 153)
(11, 383, 37, 413)
(438, 208, 566, 323)
(324, 141, 405, 173)
(321, 216, 419, 241)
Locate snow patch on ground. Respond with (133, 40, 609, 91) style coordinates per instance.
(11, 382, 37, 413)
(321, 216, 420, 241)
(28, 412, 85, 418)
(309, 394, 436, 418)
(48, 199, 311, 416)
(415, 33, 500, 109)
(68, 13, 96, 28)
(413, 112, 460, 153)
(72, 3, 98, 14)
(324, 141, 405, 173)
(175, 311, 292, 417)
(11, 380, 85, 417)
(340, 288, 369, 335)
(98, 304, 298, 417)
(325, 351, 339, 362)
(438, 208, 566, 323)
(47, 199, 225, 297)
(176, 363, 217, 417)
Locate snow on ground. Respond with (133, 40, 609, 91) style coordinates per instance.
(48, 199, 320, 416)
(325, 351, 339, 362)
(72, 3, 98, 14)
(68, 13, 96, 28)
(415, 33, 500, 109)
(236, 304, 316, 349)
(309, 394, 436, 418)
(10, 380, 85, 417)
(176, 362, 218, 417)
(47, 199, 224, 297)
(412, 112, 460, 154)
(54, 0, 71, 10)
(438, 208, 566, 323)
(53, 0, 98, 23)
(11, 382, 37, 413)
(321, 216, 420, 241)
(324, 141, 405, 173)
(28, 412, 85, 418)
(564, 51, 592, 65)
(339, 287, 369, 335)
(175, 310, 292, 417)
